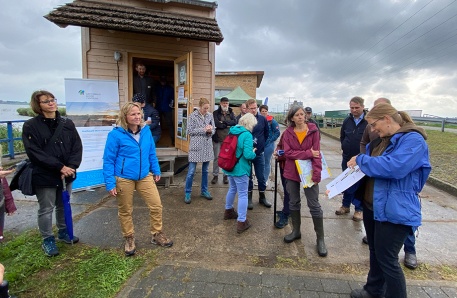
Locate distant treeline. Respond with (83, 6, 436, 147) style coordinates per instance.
(17, 107, 66, 117)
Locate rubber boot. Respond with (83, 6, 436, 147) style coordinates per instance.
(312, 217, 328, 257)
(284, 210, 301, 243)
(247, 191, 253, 210)
(259, 191, 272, 208)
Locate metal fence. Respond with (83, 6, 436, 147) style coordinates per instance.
(0, 120, 26, 159)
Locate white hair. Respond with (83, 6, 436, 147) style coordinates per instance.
(238, 113, 257, 132)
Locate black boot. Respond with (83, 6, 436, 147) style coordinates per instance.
(312, 217, 328, 257)
(0, 280, 17, 298)
(247, 191, 253, 210)
(284, 210, 301, 243)
(259, 191, 272, 208)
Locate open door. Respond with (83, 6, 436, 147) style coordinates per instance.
(174, 52, 192, 153)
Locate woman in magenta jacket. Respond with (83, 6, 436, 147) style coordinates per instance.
(281, 105, 326, 257)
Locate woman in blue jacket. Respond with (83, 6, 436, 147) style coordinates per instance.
(103, 102, 172, 256)
(347, 103, 431, 298)
(259, 105, 280, 188)
(222, 113, 257, 234)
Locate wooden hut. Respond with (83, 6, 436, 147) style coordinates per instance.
(45, 0, 224, 156)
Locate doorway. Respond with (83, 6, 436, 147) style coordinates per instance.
(132, 57, 174, 148)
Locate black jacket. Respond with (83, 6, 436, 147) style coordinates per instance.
(212, 106, 236, 143)
(22, 111, 83, 188)
(340, 112, 368, 162)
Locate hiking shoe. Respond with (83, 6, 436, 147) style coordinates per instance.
(58, 230, 80, 244)
(223, 175, 229, 184)
(42, 236, 59, 257)
(362, 236, 368, 245)
(335, 206, 350, 215)
(404, 253, 418, 270)
(184, 193, 191, 204)
(200, 191, 213, 200)
(274, 211, 289, 229)
(124, 235, 136, 256)
(224, 208, 238, 220)
(211, 176, 218, 184)
(152, 232, 173, 247)
(237, 219, 251, 234)
(352, 211, 363, 222)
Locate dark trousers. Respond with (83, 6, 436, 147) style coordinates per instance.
(341, 159, 362, 211)
(279, 167, 290, 216)
(363, 203, 410, 298)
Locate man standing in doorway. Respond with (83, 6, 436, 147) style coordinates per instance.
(337, 96, 367, 221)
(133, 62, 155, 105)
(156, 76, 175, 146)
(236, 103, 248, 123)
(245, 99, 271, 209)
(211, 97, 237, 184)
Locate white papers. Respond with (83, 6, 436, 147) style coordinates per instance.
(326, 166, 365, 199)
(295, 151, 332, 188)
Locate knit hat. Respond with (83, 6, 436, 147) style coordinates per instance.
(132, 93, 145, 103)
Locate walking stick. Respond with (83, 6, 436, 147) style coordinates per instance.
(273, 158, 278, 224)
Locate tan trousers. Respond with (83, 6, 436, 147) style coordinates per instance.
(115, 173, 163, 237)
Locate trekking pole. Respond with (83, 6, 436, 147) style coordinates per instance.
(273, 158, 278, 224)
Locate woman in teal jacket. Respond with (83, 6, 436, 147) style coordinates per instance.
(222, 113, 257, 234)
(347, 103, 431, 298)
(103, 102, 172, 256)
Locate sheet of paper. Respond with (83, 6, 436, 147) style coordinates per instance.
(326, 165, 365, 199)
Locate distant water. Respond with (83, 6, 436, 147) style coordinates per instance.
(0, 103, 32, 121)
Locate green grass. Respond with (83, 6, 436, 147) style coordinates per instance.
(1, 230, 156, 298)
(321, 127, 457, 186)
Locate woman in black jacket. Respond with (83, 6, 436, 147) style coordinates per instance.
(22, 90, 83, 257)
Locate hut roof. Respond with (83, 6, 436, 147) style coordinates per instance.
(44, 0, 224, 43)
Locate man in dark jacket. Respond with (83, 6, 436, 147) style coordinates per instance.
(337, 96, 367, 222)
(133, 62, 155, 105)
(155, 76, 175, 146)
(245, 99, 271, 209)
(211, 97, 237, 184)
(132, 93, 161, 144)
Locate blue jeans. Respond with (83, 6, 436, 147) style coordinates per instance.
(249, 152, 266, 192)
(280, 167, 290, 216)
(185, 161, 209, 194)
(404, 228, 416, 254)
(363, 203, 409, 298)
(341, 159, 362, 211)
(263, 143, 275, 184)
(152, 135, 160, 144)
(225, 175, 249, 222)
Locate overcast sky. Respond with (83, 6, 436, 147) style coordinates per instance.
(1, 0, 456, 117)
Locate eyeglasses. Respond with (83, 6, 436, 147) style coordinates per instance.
(40, 98, 57, 104)
(369, 118, 382, 128)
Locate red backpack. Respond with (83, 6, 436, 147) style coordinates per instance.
(218, 131, 248, 172)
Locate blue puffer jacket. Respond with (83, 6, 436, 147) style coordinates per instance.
(356, 126, 431, 227)
(222, 125, 256, 177)
(103, 125, 161, 191)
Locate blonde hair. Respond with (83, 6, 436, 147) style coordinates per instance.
(199, 98, 210, 107)
(238, 113, 257, 132)
(116, 102, 144, 129)
(245, 98, 257, 107)
(366, 103, 413, 126)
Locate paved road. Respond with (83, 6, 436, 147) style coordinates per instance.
(4, 132, 457, 297)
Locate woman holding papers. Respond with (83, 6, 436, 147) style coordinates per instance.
(347, 103, 431, 298)
(281, 105, 327, 257)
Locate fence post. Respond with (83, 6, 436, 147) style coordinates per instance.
(441, 119, 445, 132)
(7, 121, 15, 159)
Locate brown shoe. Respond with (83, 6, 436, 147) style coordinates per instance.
(152, 232, 173, 247)
(352, 211, 363, 222)
(335, 206, 350, 215)
(224, 208, 238, 220)
(223, 175, 229, 184)
(124, 235, 136, 256)
(211, 176, 218, 184)
(237, 219, 251, 234)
